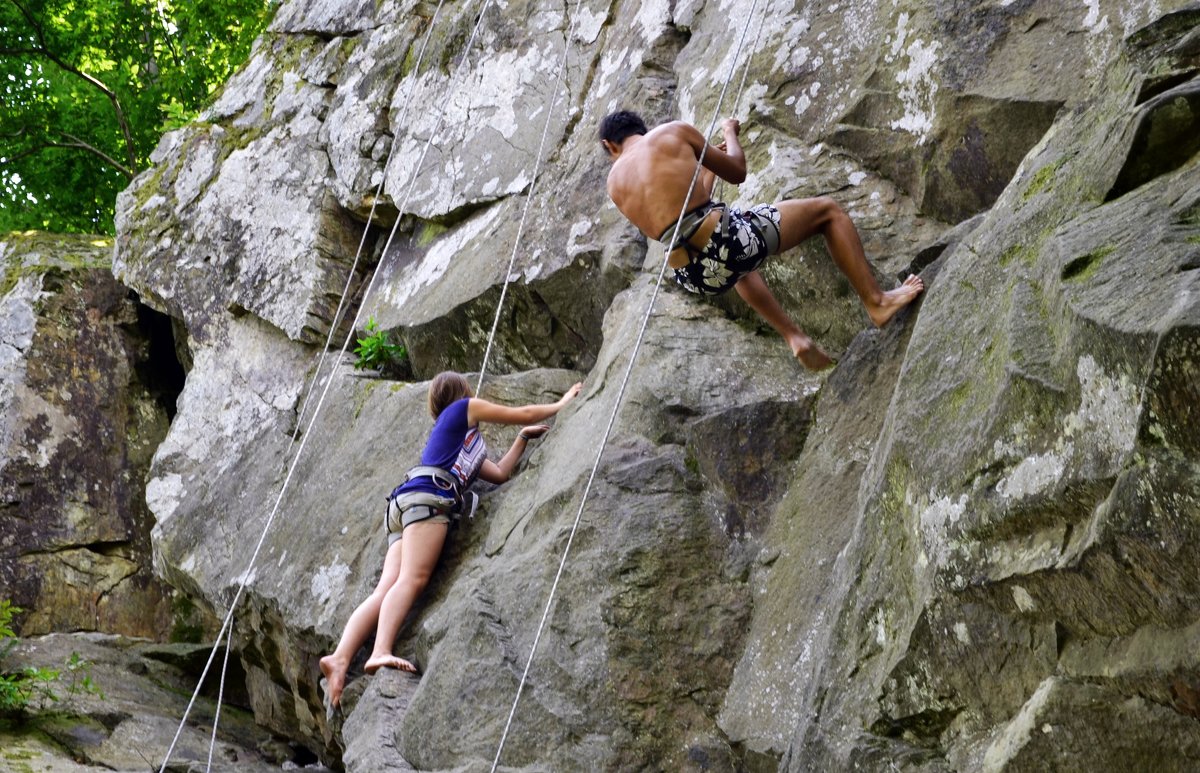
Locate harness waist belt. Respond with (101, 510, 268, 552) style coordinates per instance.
(405, 464, 460, 494)
(659, 201, 716, 249)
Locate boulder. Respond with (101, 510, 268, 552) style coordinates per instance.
(0, 233, 188, 641)
(0, 631, 325, 772)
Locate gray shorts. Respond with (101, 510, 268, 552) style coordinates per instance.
(385, 492, 454, 546)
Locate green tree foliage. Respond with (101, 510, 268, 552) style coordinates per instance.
(0, 0, 276, 234)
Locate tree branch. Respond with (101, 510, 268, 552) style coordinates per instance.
(54, 132, 135, 178)
(1, 130, 136, 179)
(7, 0, 139, 170)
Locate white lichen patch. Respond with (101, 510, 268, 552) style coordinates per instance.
(983, 678, 1057, 772)
(886, 11, 911, 62)
(311, 560, 351, 608)
(954, 621, 971, 644)
(871, 607, 888, 646)
(385, 206, 503, 309)
(890, 36, 941, 142)
(634, 0, 672, 41)
(771, 18, 812, 72)
(994, 356, 1137, 502)
(736, 140, 810, 206)
(566, 219, 593, 257)
(172, 132, 223, 213)
(738, 82, 770, 117)
(8, 388, 78, 469)
(1082, 0, 1109, 35)
(996, 451, 1066, 500)
(597, 47, 642, 108)
(920, 493, 967, 536)
(918, 492, 968, 568)
(145, 472, 186, 526)
(1063, 355, 1138, 456)
(572, 6, 605, 44)
(1012, 585, 1037, 612)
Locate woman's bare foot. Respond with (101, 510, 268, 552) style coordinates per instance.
(319, 654, 348, 708)
(790, 334, 834, 371)
(866, 274, 925, 328)
(363, 653, 418, 674)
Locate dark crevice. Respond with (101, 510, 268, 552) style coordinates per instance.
(130, 296, 187, 421)
(1106, 81, 1200, 202)
(1135, 69, 1200, 105)
(870, 707, 962, 746)
(81, 539, 133, 558)
(1061, 248, 1108, 281)
(1055, 621, 1070, 657)
(20, 540, 132, 559)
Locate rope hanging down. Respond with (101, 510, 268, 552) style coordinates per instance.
(475, 0, 584, 394)
(490, 0, 764, 768)
(157, 0, 502, 767)
(292, 0, 448, 440)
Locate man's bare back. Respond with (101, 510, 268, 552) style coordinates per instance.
(604, 120, 745, 239)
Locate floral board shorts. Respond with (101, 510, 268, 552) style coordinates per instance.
(671, 203, 782, 295)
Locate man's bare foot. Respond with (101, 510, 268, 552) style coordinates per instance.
(866, 274, 925, 328)
(363, 653, 418, 674)
(319, 654, 348, 708)
(790, 335, 834, 371)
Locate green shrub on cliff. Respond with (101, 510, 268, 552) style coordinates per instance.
(354, 317, 408, 375)
(0, 600, 101, 716)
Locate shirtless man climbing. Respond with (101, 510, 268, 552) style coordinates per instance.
(599, 110, 924, 369)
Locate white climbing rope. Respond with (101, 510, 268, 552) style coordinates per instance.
(293, 0, 448, 438)
(474, 0, 589, 394)
(489, 1, 764, 768)
(204, 612, 233, 773)
(158, 0, 501, 768)
(713, 8, 767, 204)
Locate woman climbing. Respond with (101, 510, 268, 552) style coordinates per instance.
(319, 371, 582, 707)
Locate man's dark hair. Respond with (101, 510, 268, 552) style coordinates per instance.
(599, 110, 648, 145)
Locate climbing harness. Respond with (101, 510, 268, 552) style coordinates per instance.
(384, 464, 480, 535)
(660, 200, 730, 267)
(490, 0, 765, 769)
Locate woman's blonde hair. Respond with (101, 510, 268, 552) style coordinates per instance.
(428, 372, 472, 418)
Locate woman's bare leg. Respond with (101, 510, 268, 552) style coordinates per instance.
(320, 540, 405, 707)
(364, 521, 448, 674)
(774, 197, 923, 327)
(734, 271, 832, 369)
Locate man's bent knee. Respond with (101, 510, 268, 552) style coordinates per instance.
(812, 196, 846, 227)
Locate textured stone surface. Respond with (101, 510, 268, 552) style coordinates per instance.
(0, 632, 319, 772)
(725, 8, 1200, 770)
(87, 0, 1200, 769)
(0, 233, 184, 640)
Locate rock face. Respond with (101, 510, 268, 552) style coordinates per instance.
(0, 632, 323, 771)
(109, 0, 1200, 770)
(0, 233, 190, 640)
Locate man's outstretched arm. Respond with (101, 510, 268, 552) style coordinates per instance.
(675, 119, 746, 184)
